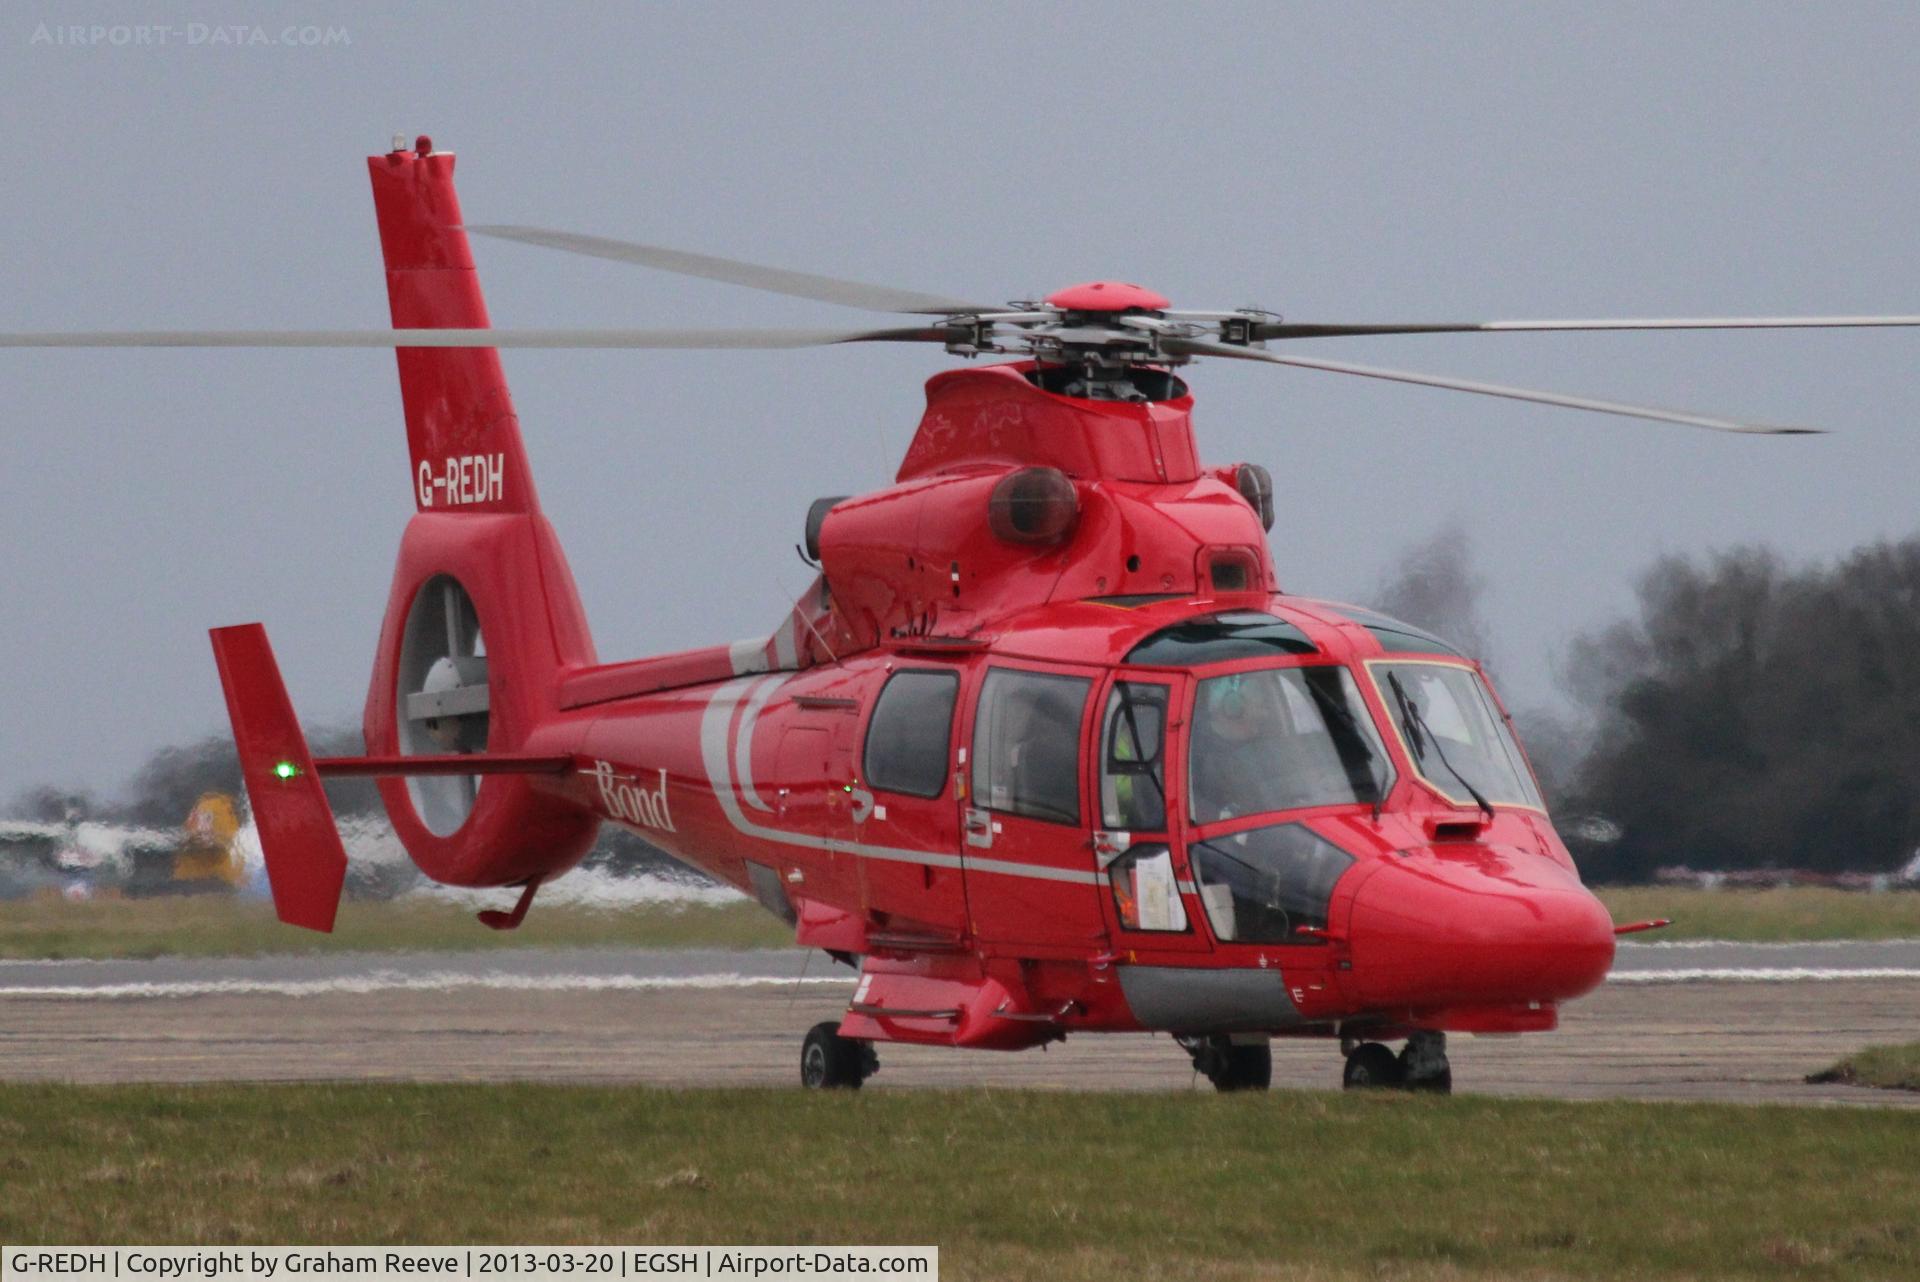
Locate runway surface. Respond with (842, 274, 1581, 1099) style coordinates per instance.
(2, 941, 1916, 1106)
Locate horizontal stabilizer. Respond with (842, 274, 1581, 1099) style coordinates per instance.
(208, 623, 348, 932)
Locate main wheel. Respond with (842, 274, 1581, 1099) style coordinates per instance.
(800, 1021, 876, 1090)
(1398, 1031, 1452, 1094)
(1342, 1041, 1405, 1090)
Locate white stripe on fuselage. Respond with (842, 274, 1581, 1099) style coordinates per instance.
(734, 674, 788, 813)
(728, 638, 770, 675)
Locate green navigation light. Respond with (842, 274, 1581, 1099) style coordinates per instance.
(274, 761, 301, 780)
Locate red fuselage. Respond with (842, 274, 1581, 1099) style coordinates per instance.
(340, 144, 1614, 1058)
(423, 362, 1615, 1051)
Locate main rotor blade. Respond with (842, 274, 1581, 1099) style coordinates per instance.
(469, 224, 988, 316)
(1256, 315, 1920, 340)
(1162, 338, 1820, 435)
(0, 325, 958, 350)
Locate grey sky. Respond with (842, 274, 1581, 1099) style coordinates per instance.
(4, 2, 1919, 797)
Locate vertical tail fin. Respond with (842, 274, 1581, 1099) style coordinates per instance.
(360, 137, 600, 888)
(369, 136, 539, 515)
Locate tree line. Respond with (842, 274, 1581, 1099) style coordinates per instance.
(1376, 527, 1920, 883)
(1553, 539, 1920, 881)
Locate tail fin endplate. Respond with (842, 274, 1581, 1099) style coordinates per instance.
(208, 623, 348, 932)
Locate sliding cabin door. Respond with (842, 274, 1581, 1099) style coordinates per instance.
(958, 662, 1105, 955)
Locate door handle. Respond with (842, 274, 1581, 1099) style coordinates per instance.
(963, 806, 993, 849)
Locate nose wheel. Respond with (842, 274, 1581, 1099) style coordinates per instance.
(1342, 1041, 1404, 1089)
(1179, 1034, 1273, 1092)
(1343, 1032, 1451, 1093)
(800, 1021, 878, 1090)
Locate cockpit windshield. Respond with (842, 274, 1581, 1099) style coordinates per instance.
(1372, 661, 1543, 810)
(1188, 666, 1392, 825)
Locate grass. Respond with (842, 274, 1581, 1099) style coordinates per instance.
(1809, 1042, 1920, 1093)
(0, 895, 790, 960)
(0, 1085, 1915, 1280)
(1595, 886, 1920, 941)
(0, 886, 1912, 961)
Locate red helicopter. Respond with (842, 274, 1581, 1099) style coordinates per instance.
(16, 137, 1920, 1092)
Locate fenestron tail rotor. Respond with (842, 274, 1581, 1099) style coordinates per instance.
(398, 575, 490, 834)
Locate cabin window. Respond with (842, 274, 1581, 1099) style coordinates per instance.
(1099, 681, 1170, 832)
(863, 670, 959, 799)
(1189, 822, 1353, 945)
(1107, 843, 1189, 933)
(971, 669, 1090, 825)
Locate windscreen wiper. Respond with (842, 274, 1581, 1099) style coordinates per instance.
(1387, 671, 1495, 820)
(1385, 670, 1427, 760)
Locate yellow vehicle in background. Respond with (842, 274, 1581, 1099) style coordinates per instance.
(171, 792, 248, 891)
(1, 791, 248, 899)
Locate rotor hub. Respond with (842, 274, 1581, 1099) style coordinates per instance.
(1043, 281, 1171, 313)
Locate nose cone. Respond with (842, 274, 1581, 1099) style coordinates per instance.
(1345, 846, 1615, 1010)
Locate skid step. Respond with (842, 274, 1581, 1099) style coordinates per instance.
(848, 1002, 962, 1021)
(990, 1000, 1076, 1024)
(866, 931, 968, 954)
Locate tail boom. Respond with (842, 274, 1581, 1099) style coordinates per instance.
(313, 752, 572, 777)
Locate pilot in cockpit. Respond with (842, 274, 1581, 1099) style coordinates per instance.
(1190, 673, 1290, 824)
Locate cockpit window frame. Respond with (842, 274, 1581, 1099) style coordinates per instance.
(1362, 657, 1546, 814)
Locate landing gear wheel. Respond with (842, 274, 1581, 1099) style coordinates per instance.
(1181, 1035, 1272, 1092)
(1342, 1041, 1405, 1090)
(1398, 1031, 1452, 1094)
(800, 1021, 877, 1090)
